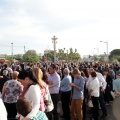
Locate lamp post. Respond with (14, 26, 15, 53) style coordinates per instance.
(94, 48, 99, 56)
(51, 35, 57, 63)
(11, 43, 13, 61)
(100, 41, 108, 61)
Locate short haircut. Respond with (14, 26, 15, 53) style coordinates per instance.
(72, 68, 81, 75)
(50, 64, 57, 69)
(12, 71, 19, 79)
(91, 71, 97, 78)
(64, 68, 70, 74)
(16, 98, 31, 117)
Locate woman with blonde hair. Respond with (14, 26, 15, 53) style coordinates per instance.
(32, 67, 47, 112)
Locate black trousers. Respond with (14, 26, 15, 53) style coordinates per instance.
(91, 96, 99, 120)
(4, 102, 17, 119)
(61, 90, 71, 120)
(99, 87, 107, 115)
(51, 94, 59, 120)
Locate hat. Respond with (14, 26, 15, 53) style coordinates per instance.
(116, 71, 120, 76)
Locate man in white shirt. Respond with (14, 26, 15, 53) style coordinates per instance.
(48, 64, 60, 120)
(87, 68, 107, 119)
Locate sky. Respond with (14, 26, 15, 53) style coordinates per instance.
(0, 0, 120, 57)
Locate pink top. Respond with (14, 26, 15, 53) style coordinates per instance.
(40, 82, 47, 112)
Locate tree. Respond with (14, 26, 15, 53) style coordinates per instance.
(67, 48, 81, 61)
(109, 49, 120, 62)
(14, 54, 23, 61)
(23, 50, 39, 62)
(5, 54, 11, 61)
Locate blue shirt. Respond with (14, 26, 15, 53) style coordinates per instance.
(72, 76, 85, 99)
(60, 74, 72, 92)
(113, 78, 120, 92)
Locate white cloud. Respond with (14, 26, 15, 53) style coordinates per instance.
(0, 0, 120, 57)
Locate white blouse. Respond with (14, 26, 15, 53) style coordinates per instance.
(88, 77, 99, 97)
(20, 84, 41, 119)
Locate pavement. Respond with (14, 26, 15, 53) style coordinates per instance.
(58, 101, 117, 120)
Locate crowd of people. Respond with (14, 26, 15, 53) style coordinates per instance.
(0, 61, 120, 120)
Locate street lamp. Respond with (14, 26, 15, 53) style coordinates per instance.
(100, 41, 108, 55)
(51, 35, 57, 63)
(100, 41, 108, 61)
(94, 48, 99, 55)
(11, 43, 13, 61)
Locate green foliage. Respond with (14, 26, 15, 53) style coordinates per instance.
(44, 50, 54, 61)
(109, 49, 120, 62)
(5, 54, 11, 61)
(57, 48, 81, 61)
(14, 54, 23, 61)
(44, 48, 82, 62)
(23, 50, 39, 62)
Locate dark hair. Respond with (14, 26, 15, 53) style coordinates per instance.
(50, 64, 57, 69)
(41, 68, 48, 82)
(91, 71, 97, 78)
(17, 70, 38, 85)
(81, 71, 85, 77)
(83, 68, 89, 78)
(16, 98, 31, 117)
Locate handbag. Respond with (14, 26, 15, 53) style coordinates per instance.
(87, 98, 93, 107)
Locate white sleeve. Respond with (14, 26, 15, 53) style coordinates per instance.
(26, 85, 41, 119)
(99, 73, 107, 89)
(86, 76, 92, 88)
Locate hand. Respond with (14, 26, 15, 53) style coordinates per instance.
(0, 76, 3, 78)
(101, 88, 105, 93)
(48, 81, 53, 86)
(69, 83, 75, 87)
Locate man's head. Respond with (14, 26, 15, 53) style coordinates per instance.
(16, 98, 32, 117)
(103, 69, 109, 76)
(49, 64, 57, 74)
(116, 71, 120, 78)
(63, 68, 70, 76)
(72, 68, 81, 78)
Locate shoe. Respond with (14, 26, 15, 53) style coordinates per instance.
(111, 91, 115, 99)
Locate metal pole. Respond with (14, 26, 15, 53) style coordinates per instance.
(51, 35, 57, 63)
(106, 41, 108, 55)
(100, 41, 108, 61)
(24, 46, 26, 53)
(106, 41, 108, 61)
(11, 43, 13, 61)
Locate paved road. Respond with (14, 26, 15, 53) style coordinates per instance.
(58, 101, 117, 120)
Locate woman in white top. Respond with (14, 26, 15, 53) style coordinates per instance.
(88, 71, 99, 120)
(17, 70, 42, 120)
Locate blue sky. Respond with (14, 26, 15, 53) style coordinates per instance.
(0, 0, 120, 57)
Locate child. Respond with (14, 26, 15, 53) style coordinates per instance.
(16, 98, 48, 120)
